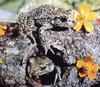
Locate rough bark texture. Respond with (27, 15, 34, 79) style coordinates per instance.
(0, 6, 100, 87)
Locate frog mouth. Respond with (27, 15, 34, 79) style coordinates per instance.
(40, 64, 55, 75)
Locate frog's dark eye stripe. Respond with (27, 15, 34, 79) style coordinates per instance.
(53, 16, 67, 22)
(60, 17, 67, 22)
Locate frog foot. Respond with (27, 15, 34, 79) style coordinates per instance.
(54, 66, 62, 85)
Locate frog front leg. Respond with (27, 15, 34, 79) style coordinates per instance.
(54, 66, 62, 85)
(44, 40, 65, 55)
(43, 40, 55, 55)
(39, 22, 53, 55)
(51, 40, 67, 56)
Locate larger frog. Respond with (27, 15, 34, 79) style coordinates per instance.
(18, 5, 76, 32)
(17, 4, 76, 57)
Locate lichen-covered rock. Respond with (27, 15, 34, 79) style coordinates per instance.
(61, 66, 99, 87)
(0, 33, 37, 86)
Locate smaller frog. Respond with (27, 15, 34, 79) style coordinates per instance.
(27, 56, 61, 84)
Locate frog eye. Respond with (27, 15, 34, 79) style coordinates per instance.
(39, 65, 46, 70)
(29, 58, 34, 63)
(67, 18, 76, 27)
(67, 9, 74, 16)
(60, 17, 67, 22)
(41, 66, 46, 70)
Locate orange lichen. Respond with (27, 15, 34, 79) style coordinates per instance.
(76, 53, 99, 80)
(73, 3, 97, 32)
(0, 25, 7, 36)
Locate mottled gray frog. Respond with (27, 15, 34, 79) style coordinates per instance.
(27, 56, 61, 84)
(18, 4, 76, 34)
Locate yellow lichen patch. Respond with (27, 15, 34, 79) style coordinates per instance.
(76, 53, 99, 80)
(73, 3, 97, 32)
(0, 58, 4, 64)
(0, 25, 7, 36)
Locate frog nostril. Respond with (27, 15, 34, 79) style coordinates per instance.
(60, 17, 67, 22)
